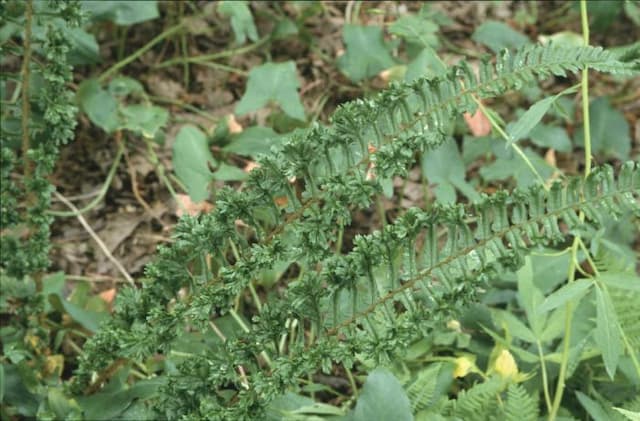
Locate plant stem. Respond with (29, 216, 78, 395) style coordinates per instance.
(48, 141, 124, 217)
(154, 35, 270, 69)
(20, 0, 33, 181)
(98, 22, 185, 83)
(549, 2, 591, 419)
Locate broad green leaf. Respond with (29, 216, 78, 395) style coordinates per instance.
(538, 31, 584, 48)
(594, 286, 623, 379)
(529, 124, 572, 152)
(77, 79, 119, 133)
(48, 293, 108, 333)
(108, 76, 144, 98)
(120, 104, 168, 138)
(65, 27, 101, 65)
(530, 249, 571, 293)
(47, 389, 81, 420)
(575, 391, 612, 421)
(267, 392, 314, 421)
(583, 0, 624, 30)
(405, 48, 447, 82)
(537, 278, 593, 314)
(597, 272, 640, 292)
(337, 24, 395, 82)
(507, 85, 578, 146)
(422, 138, 479, 204)
(172, 125, 216, 202)
(353, 368, 412, 421)
(236, 61, 306, 121)
(82, 0, 159, 26)
(389, 12, 440, 49)
(223, 126, 283, 158)
(517, 256, 546, 338)
(78, 378, 165, 420)
(1, 363, 39, 416)
(472, 20, 529, 53)
(212, 163, 247, 181)
(218, 1, 258, 45)
(479, 147, 554, 188)
(574, 97, 631, 159)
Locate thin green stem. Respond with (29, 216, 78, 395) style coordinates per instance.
(537, 339, 553, 414)
(98, 22, 185, 83)
(48, 142, 124, 217)
(549, 2, 592, 419)
(154, 35, 270, 69)
(472, 97, 546, 187)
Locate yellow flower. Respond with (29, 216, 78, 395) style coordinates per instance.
(493, 349, 518, 378)
(453, 355, 475, 378)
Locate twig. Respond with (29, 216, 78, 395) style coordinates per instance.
(53, 191, 135, 286)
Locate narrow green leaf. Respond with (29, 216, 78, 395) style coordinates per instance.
(537, 278, 594, 314)
(172, 125, 216, 202)
(575, 391, 611, 421)
(507, 85, 578, 146)
(496, 310, 537, 343)
(517, 256, 546, 337)
(597, 272, 640, 292)
(594, 286, 623, 379)
(614, 407, 640, 421)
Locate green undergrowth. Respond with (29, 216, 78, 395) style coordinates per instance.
(1, 1, 640, 420)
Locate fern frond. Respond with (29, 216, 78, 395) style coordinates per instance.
(323, 163, 639, 342)
(503, 384, 539, 421)
(445, 376, 504, 420)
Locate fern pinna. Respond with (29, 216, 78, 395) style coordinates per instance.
(74, 43, 640, 419)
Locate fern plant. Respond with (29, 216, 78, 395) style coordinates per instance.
(0, 0, 83, 418)
(66, 28, 640, 419)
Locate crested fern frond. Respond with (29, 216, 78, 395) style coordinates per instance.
(322, 163, 639, 341)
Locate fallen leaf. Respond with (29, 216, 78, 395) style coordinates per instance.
(227, 114, 243, 134)
(464, 108, 491, 136)
(544, 148, 557, 167)
(244, 161, 259, 173)
(274, 196, 288, 207)
(99, 288, 117, 305)
(175, 193, 214, 217)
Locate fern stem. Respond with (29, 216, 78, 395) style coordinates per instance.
(550, 3, 593, 419)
